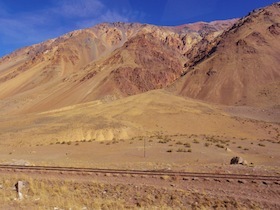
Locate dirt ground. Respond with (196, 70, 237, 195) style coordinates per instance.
(0, 132, 279, 172)
(0, 164, 279, 209)
(0, 129, 279, 209)
(0, 91, 279, 209)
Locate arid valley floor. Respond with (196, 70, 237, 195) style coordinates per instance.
(0, 90, 279, 209)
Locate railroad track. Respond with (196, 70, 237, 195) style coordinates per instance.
(0, 165, 279, 182)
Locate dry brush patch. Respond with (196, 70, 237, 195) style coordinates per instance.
(0, 173, 272, 209)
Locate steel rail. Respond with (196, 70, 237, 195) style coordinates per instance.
(0, 165, 279, 181)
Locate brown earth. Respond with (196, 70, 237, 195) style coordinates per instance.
(0, 90, 278, 146)
(174, 3, 280, 107)
(0, 165, 279, 209)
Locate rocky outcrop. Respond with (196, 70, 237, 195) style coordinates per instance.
(15, 181, 29, 200)
(230, 156, 247, 165)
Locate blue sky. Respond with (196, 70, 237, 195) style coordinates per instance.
(0, 0, 278, 57)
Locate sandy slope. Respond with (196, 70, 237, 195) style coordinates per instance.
(0, 90, 277, 146)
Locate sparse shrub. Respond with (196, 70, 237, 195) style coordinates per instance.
(158, 139, 169, 144)
(216, 144, 225, 149)
(219, 140, 226, 144)
(166, 149, 172, 153)
(237, 145, 242, 149)
(204, 142, 210, 147)
(193, 139, 199, 144)
(244, 148, 249, 151)
(258, 143, 266, 147)
(177, 148, 186, 152)
(184, 142, 191, 147)
(160, 175, 170, 180)
(187, 149, 192, 153)
(176, 141, 183, 145)
(67, 142, 72, 145)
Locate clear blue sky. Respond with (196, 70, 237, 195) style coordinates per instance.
(0, 0, 278, 57)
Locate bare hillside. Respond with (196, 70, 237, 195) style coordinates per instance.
(174, 3, 280, 107)
(0, 21, 233, 114)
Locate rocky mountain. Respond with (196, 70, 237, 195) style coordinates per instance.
(0, 20, 234, 114)
(174, 2, 280, 107)
(1, 2, 279, 116)
(0, 3, 279, 144)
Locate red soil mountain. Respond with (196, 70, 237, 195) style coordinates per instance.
(174, 2, 280, 107)
(1, 2, 279, 113)
(0, 21, 233, 114)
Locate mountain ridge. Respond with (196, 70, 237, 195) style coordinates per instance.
(0, 19, 235, 114)
(174, 2, 280, 107)
(0, 3, 279, 115)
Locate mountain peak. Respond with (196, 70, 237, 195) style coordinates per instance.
(175, 2, 280, 106)
(0, 3, 279, 114)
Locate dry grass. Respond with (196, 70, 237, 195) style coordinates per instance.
(0, 174, 204, 209)
(0, 168, 271, 210)
(176, 148, 187, 153)
(258, 143, 266, 147)
(0, 176, 128, 209)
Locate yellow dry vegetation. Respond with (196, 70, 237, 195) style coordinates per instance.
(0, 90, 271, 146)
